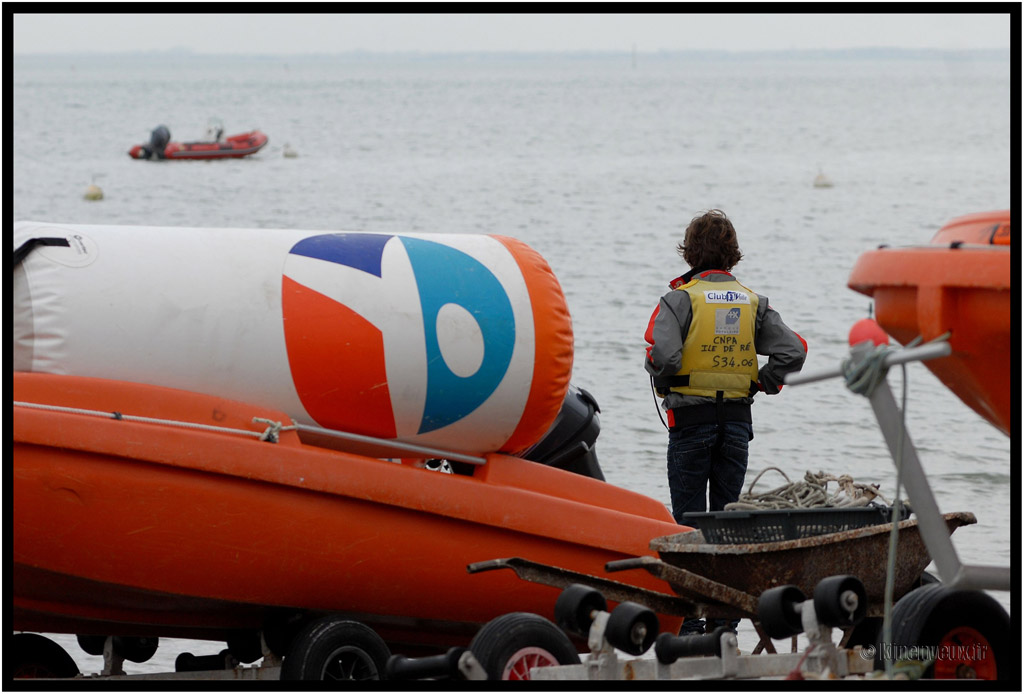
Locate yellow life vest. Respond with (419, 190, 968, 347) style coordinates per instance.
(671, 275, 760, 399)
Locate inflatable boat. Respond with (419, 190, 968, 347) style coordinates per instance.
(129, 125, 268, 160)
(12, 222, 684, 670)
(847, 210, 1011, 435)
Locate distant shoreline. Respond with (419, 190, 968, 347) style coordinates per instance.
(13, 47, 1011, 62)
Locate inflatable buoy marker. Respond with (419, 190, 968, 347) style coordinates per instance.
(848, 318, 889, 347)
(83, 175, 104, 201)
(283, 143, 298, 158)
(813, 171, 834, 188)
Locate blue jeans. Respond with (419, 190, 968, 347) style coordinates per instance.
(667, 422, 753, 523)
(669, 421, 751, 635)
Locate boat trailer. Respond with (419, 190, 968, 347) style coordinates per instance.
(385, 339, 1010, 681)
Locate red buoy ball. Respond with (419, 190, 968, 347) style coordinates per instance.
(848, 318, 889, 347)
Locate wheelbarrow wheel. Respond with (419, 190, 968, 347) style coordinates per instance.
(605, 601, 659, 656)
(281, 616, 390, 680)
(554, 584, 607, 636)
(469, 612, 580, 680)
(13, 633, 81, 678)
(757, 585, 805, 640)
(813, 575, 866, 628)
(876, 585, 1009, 680)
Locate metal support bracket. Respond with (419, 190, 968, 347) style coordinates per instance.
(785, 341, 1010, 592)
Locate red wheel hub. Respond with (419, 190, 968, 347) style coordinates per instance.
(933, 625, 997, 679)
(502, 647, 559, 680)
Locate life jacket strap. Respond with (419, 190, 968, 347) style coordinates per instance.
(654, 374, 760, 398)
(668, 401, 751, 429)
(712, 391, 726, 454)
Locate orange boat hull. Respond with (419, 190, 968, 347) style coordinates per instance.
(847, 211, 1011, 436)
(13, 373, 683, 651)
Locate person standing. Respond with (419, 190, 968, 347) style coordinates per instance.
(643, 209, 806, 634)
(645, 209, 807, 520)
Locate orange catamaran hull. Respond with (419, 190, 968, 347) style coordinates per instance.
(847, 211, 1011, 435)
(13, 372, 684, 651)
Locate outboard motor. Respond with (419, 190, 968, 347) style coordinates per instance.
(149, 125, 171, 159)
(520, 384, 605, 481)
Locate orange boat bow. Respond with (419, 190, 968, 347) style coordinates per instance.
(847, 211, 1011, 436)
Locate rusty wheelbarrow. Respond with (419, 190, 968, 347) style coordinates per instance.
(468, 511, 975, 653)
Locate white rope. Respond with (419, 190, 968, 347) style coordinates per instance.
(724, 467, 892, 511)
(252, 417, 298, 443)
(14, 400, 287, 442)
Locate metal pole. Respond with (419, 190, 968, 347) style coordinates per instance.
(784, 342, 952, 386)
(784, 339, 1011, 592)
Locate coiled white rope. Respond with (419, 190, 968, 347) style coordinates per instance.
(13, 400, 293, 443)
(725, 467, 893, 511)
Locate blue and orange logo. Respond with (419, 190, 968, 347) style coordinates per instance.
(281, 233, 524, 442)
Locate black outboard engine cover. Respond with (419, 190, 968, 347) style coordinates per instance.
(149, 125, 171, 159)
(520, 384, 605, 481)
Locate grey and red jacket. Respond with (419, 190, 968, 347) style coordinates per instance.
(644, 268, 807, 421)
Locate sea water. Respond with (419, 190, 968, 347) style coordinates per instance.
(12, 51, 1013, 675)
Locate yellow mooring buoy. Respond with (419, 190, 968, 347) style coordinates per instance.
(813, 169, 834, 189)
(83, 183, 104, 201)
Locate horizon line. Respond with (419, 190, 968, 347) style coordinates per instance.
(14, 46, 1010, 58)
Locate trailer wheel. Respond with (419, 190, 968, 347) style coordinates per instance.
(280, 616, 390, 681)
(843, 570, 941, 648)
(605, 601, 659, 655)
(112, 636, 159, 663)
(757, 584, 805, 640)
(226, 629, 264, 664)
(554, 583, 607, 636)
(262, 610, 306, 657)
(13, 633, 80, 678)
(76, 634, 107, 656)
(813, 575, 866, 628)
(469, 612, 580, 680)
(876, 585, 1008, 680)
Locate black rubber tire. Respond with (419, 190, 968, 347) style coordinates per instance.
(112, 635, 159, 663)
(813, 575, 867, 628)
(554, 583, 607, 636)
(262, 610, 307, 658)
(875, 585, 1010, 680)
(226, 629, 264, 664)
(843, 617, 881, 649)
(76, 634, 107, 656)
(757, 584, 806, 640)
(469, 612, 581, 680)
(843, 570, 941, 648)
(280, 616, 390, 681)
(175, 650, 233, 672)
(13, 633, 81, 678)
(604, 601, 659, 656)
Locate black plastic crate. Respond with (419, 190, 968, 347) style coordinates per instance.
(681, 505, 910, 544)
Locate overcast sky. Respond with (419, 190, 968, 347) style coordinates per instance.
(12, 12, 1013, 55)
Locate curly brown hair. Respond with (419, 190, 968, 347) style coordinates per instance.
(676, 209, 743, 271)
